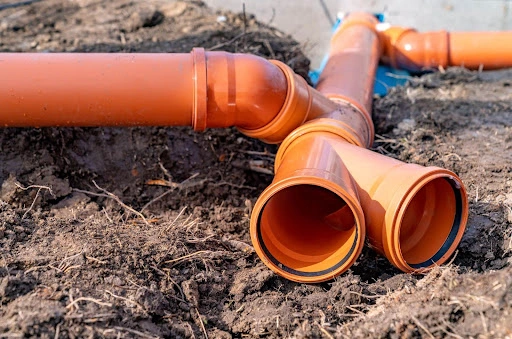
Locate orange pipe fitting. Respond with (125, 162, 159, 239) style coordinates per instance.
(273, 128, 468, 273)
(378, 25, 512, 71)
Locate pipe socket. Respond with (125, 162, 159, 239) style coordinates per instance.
(250, 131, 365, 283)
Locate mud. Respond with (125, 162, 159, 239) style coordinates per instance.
(0, 1, 511, 338)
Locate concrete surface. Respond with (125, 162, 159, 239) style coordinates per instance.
(204, 0, 511, 68)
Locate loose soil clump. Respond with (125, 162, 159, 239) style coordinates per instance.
(0, 1, 511, 338)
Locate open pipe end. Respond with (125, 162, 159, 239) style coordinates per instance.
(251, 180, 365, 283)
(388, 173, 468, 272)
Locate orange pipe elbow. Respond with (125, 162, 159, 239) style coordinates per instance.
(379, 26, 512, 71)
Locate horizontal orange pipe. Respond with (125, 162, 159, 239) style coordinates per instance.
(448, 32, 512, 69)
(379, 26, 512, 71)
(0, 53, 196, 127)
(0, 50, 333, 144)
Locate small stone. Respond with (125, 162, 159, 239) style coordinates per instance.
(181, 279, 199, 307)
(159, 2, 188, 17)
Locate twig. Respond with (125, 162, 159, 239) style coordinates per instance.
(146, 174, 208, 192)
(15, 183, 55, 196)
(208, 32, 248, 51)
(161, 206, 188, 234)
(15, 183, 54, 219)
(85, 256, 107, 264)
(195, 308, 209, 339)
(21, 188, 41, 220)
(104, 290, 144, 309)
(66, 297, 112, 310)
(102, 208, 114, 223)
(112, 326, 159, 339)
(164, 251, 211, 265)
(54, 322, 60, 339)
(384, 72, 416, 81)
(242, 2, 247, 48)
(346, 305, 365, 315)
(348, 291, 381, 299)
(92, 180, 148, 224)
(74, 181, 148, 225)
(152, 266, 186, 300)
(262, 40, 276, 59)
(141, 189, 173, 213)
(411, 316, 435, 339)
(316, 323, 334, 339)
(58, 252, 83, 269)
(239, 150, 276, 157)
(441, 320, 463, 339)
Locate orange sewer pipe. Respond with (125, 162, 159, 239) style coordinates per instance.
(0, 51, 324, 144)
(1, 13, 496, 282)
(378, 25, 512, 71)
(249, 13, 468, 282)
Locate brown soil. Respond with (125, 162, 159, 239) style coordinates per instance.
(0, 1, 511, 338)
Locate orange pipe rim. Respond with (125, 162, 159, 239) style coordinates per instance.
(385, 171, 469, 272)
(251, 176, 365, 283)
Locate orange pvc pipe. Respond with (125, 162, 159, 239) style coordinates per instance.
(315, 12, 381, 147)
(448, 32, 512, 70)
(379, 26, 512, 71)
(0, 13, 483, 282)
(0, 50, 329, 144)
(0, 53, 196, 127)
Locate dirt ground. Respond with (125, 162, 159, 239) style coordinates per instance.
(0, 1, 511, 338)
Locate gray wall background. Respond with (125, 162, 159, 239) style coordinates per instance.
(204, 0, 511, 68)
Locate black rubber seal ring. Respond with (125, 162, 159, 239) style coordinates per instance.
(408, 177, 463, 269)
(256, 200, 358, 278)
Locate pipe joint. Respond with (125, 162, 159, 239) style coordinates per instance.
(327, 96, 374, 147)
(239, 60, 313, 144)
(334, 13, 381, 46)
(251, 132, 365, 282)
(378, 27, 449, 71)
(192, 48, 208, 131)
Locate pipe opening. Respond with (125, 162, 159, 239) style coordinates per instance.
(399, 177, 463, 268)
(257, 184, 359, 277)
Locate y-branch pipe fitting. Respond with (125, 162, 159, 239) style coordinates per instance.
(250, 12, 469, 282)
(378, 25, 512, 71)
